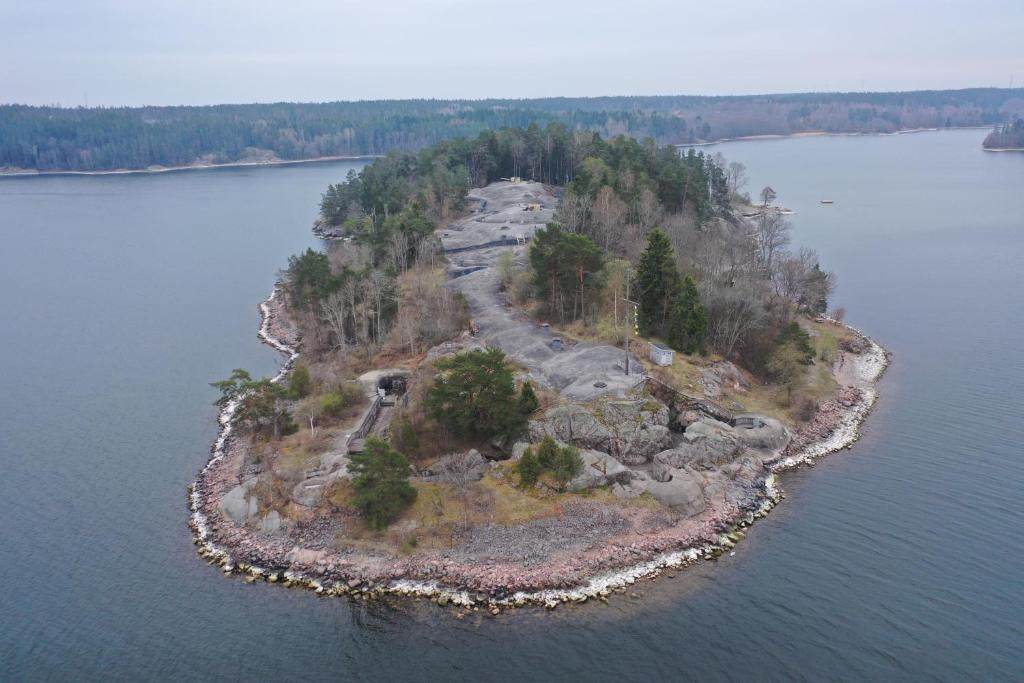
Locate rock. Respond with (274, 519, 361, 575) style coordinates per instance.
(567, 450, 633, 492)
(733, 415, 789, 451)
(530, 403, 612, 451)
(530, 399, 674, 466)
(611, 481, 641, 499)
(417, 449, 489, 483)
(839, 335, 871, 354)
(257, 510, 282, 533)
(219, 477, 259, 524)
(291, 476, 328, 508)
(641, 471, 706, 516)
(701, 361, 750, 394)
(674, 409, 703, 429)
(510, 441, 530, 461)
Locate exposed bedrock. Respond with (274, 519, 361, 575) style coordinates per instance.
(529, 399, 672, 465)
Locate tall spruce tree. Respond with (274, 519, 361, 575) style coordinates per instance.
(636, 228, 682, 337)
(667, 274, 708, 354)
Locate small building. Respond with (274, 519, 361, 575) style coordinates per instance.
(649, 342, 674, 367)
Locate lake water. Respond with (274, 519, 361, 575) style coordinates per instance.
(2, 131, 1022, 681)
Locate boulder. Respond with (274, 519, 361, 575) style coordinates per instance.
(640, 471, 706, 516)
(531, 399, 673, 466)
(219, 477, 259, 523)
(292, 476, 328, 508)
(701, 361, 750, 397)
(734, 416, 790, 451)
(418, 449, 489, 484)
(567, 449, 633, 492)
(257, 510, 282, 533)
(680, 419, 743, 463)
(530, 403, 612, 451)
(510, 441, 531, 461)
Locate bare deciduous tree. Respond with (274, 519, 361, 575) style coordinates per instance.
(727, 161, 748, 195)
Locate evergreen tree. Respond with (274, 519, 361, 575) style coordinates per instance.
(535, 435, 561, 470)
(517, 381, 540, 416)
(776, 321, 815, 364)
(667, 275, 708, 354)
(636, 228, 681, 337)
(426, 348, 524, 439)
(348, 437, 417, 531)
(550, 445, 584, 487)
(515, 447, 541, 488)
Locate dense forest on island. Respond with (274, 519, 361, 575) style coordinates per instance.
(983, 117, 1024, 149)
(309, 127, 834, 408)
(3, 88, 1022, 172)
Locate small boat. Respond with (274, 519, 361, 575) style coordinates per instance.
(820, 199, 835, 204)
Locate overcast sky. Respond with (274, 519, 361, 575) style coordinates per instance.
(2, 0, 1021, 107)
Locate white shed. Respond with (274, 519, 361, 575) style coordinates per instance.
(649, 342, 675, 366)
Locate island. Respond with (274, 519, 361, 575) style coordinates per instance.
(189, 128, 888, 611)
(983, 117, 1024, 151)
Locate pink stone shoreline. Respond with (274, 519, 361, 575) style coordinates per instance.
(188, 288, 889, 609)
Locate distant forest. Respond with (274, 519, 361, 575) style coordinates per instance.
(2, 88, 1022, 172)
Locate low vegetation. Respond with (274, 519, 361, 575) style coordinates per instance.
(516, 436, 584, 489)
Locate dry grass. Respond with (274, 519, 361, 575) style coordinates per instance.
(324, 469, 651, 554)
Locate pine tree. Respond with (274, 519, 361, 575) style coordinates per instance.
(517, 381, 540, 416)
(536, 435, 560, 470)
(636, 228, 681, 337)
(516, 447, 541, 488)
(348, 437, 417, 530)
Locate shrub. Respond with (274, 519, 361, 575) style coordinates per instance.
(348, 437, 417, 530)
(320, 392, 347, 418)
(536, 435, 560, 470)
(390, 416, 420, 455)
(338, 381, 366, 407)
(531, 435, 584, 488)
(516, 447, 541, 487)
(497, 251, 516, 290)
(288, 364, 312, 399)
(550, 445, 584, 486)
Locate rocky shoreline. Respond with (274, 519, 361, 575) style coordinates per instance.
(189, 285, 889, 610)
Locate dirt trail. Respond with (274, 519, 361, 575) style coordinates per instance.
(442, 182, 645, 401)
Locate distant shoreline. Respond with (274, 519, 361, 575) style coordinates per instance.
(685, 125, 991, 147)
(982, 147, 1024, 152)
(0, 154, 382, 178)
(1, 126, 996, 177)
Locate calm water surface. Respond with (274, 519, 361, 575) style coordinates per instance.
(2, 132, 1022, 681)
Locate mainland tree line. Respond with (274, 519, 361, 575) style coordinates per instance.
(3, 88, 1020, 172)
